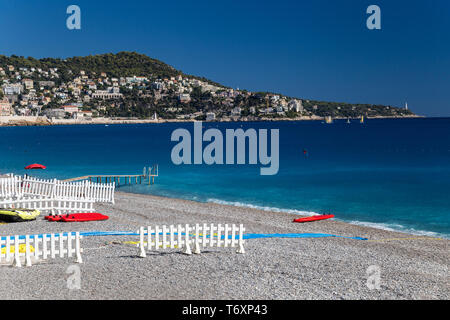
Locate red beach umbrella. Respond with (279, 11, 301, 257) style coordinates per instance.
(25, 163, 46, 170)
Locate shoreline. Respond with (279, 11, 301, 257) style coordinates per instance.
(0, 114, 425, 127)
(117, 191, 449, 240)
(0, 191, 448, 299)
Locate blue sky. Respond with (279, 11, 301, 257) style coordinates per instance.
(0, 0, 449, 116)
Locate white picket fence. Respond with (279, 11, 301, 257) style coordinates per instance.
(0, 176, 22, 198)
(0, 175, 115, 204)
(138, 223, 245, 257)
(0, 196, 95, 215)
(0, 175, 115, 216)
(0, 232, 83, 267)
(19, 176, 115, 204)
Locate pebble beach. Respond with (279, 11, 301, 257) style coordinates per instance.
(0, 191, 448, 300)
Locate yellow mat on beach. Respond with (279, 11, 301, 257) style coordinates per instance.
(122, 241, 179, 248)
(1, 244, 35, 254)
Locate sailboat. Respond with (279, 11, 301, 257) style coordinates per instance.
(325, 116, 333, 124)
(360, 115, 364, 124)
(347, 117, 351, 124)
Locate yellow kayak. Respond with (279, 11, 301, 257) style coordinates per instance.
(0, 209, 41, 222)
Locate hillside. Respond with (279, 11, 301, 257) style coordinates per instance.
(0, 52, 222, 87)
(0, 52, 416, 120)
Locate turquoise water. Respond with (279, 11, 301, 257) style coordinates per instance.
(1, 118, 449, 238)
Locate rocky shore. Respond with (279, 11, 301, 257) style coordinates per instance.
(0, 114, 424, 127)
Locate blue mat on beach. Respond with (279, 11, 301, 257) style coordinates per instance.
(1, 231, 367, 241)
(244, 233, 367, 240)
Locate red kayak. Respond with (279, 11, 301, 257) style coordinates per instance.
(293, 214, 334, 223)
(61, 212, 109, 222)
(45, 215, 63, 222)
(45, 213, 109, 222)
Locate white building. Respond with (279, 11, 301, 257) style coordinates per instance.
(44, 108, 66, 119)
(152, 82, 164, 90)
(288, 99, 303, 113)
(2, 83, 23, 95)
(178, 94, 191, 103)
(63, 105, 80, 114)
(231, 107, 242, 116)
(206, 112, 216, 121)
(270, 95, 280, 102)
(39, 81, 55, 88)
(92, 89, 123, 100)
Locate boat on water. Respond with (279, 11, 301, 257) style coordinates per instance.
(360, 115, 365, 124)
(347, 117, 351, 124)
(325, 116, 333, 124)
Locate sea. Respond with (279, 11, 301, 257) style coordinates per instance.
(1, 117, 449, 239)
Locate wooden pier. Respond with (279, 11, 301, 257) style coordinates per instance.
(64, 165, 159, 186)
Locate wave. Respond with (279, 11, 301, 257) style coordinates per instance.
(206, 198, 449, 239)
(206, 198, 320, 216)
(347, 220, 449, 239)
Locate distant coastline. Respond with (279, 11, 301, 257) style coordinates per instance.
(0, 114, 424, 127)
(1, 52, 417, 123)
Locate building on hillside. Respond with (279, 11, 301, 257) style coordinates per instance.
(62, 105, 80, 114)
(2, 83, 23, 95)
(288, 99, 303, 113)
(16, 107, 31, 116)
(44, 108, 66, 119)
(92, 89, 123, 100)
(200, 84, 220, 93)
(206, 112, 216, 121)
(177, 93, 191, 103)
(39, 81, 56, 88)
(72, 110, 93, 120)
(22, 79, 34, 90)
(231, 107, 242, 116)
(88, 82, 97, 90)
(5, 94, 19, 104)
(0, 98, 12, 116)
(270, 95, 280, 103)
(151, 82, 164, 90)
